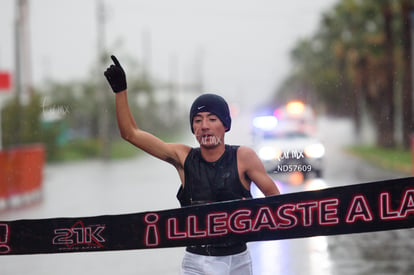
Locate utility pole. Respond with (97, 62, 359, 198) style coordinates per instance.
(96, 0, 110, 159)
(15, 0, 32, 105)
(13, 0, 32, 145)
(194, 46, 204, 93)
(142, 29, 152, 84)
(168, 53, 178, 124)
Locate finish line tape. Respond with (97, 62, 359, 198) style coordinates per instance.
(1, 177, 413, 255)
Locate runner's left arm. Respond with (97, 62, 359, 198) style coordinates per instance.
(239, 146, 280, 196)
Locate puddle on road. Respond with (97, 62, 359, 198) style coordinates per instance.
(328, 229, 414, 275)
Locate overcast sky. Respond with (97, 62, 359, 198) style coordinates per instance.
(0, 0, 337, 109)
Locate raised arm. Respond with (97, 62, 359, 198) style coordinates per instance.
(104, 55, 189, 166)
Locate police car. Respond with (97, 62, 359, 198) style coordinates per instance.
(252, 101, 324, 179)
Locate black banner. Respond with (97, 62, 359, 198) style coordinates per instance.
(1, 177, 413, 255)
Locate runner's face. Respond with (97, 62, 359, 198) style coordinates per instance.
(192, 112, 226, 147)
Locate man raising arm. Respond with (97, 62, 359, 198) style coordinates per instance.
(104, 55, 280, 275)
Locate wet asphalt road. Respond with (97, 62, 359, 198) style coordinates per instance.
(0, 116, 413, 274)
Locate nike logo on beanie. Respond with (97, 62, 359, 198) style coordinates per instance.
(189, 93, 232, 134)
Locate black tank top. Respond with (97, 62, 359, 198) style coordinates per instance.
(177, 145, 252, 207)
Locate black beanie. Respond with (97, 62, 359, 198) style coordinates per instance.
(189, 93, 231, 133)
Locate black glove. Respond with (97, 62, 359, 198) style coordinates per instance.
(104, 55, 127, 93)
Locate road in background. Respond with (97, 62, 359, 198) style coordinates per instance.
(0, 114, 412, 274)
(247, 115, 413, 275)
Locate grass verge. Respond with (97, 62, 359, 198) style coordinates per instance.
(51, 138, 139, 162)
(346, 145, 413, 175)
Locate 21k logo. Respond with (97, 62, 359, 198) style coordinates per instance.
(53, 221, 105, 248)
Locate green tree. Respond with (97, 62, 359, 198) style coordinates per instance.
(1, 92, 60, 160)
(276, 0, 402, 148)
(400, 0, 414, 149)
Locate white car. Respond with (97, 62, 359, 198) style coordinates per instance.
(254, 131, 324, 178)
(252, 101, 325, 179)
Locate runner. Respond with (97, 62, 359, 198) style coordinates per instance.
(104, 55, 280, 275)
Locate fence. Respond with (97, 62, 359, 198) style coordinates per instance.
(0, 144, 45, 210)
